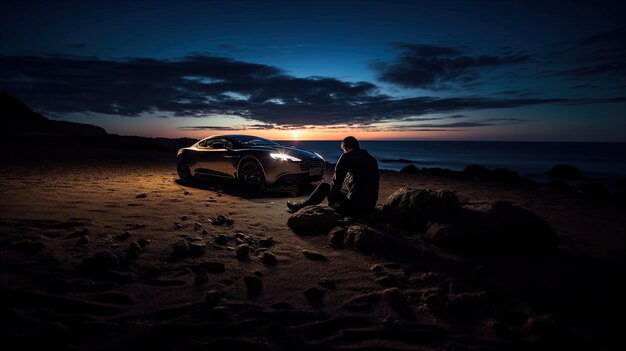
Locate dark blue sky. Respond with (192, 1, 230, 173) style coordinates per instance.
(1, 0, 625, 140)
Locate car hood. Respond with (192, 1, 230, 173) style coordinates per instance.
(249, 145, 321, 159)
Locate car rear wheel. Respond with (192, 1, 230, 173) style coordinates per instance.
(177, 156, 192, 180)
(238, 159, 266, 192)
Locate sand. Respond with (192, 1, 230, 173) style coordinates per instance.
(1, 139, 625, 350)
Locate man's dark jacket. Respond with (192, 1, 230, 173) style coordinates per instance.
(329, 148, 379, 209)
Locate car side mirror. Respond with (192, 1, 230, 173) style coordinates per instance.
(211, 142, 225, 149)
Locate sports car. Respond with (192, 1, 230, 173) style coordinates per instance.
(176, 134, 325, 191)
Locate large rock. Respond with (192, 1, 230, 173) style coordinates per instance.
(424, 201, 559, 254)
(343, 224, 415, 255)
(287, 205, 342, 235)
(382, 187, 460, 232)
(548, 164, 583, 180)
(400, 164, 419, 174)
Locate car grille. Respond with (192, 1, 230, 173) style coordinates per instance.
(299, 158, 325, 171)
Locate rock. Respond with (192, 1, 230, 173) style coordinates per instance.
(253, 270, 264, 277)
(318, 278, 336, 289)
(204, 290, 224, 306)
(244, 276, 262, 291)
(76, 235, 90, 245)
(115, 232, 131, 241)
(236, 244, 250, 259)
(199, 261, 226, 273)
(262, 252, 278, 266)
(212, 215, 233, 226)
(302, 250, 329, 261)
(184, 191, 190, 195)
(463, 164, 491, 180)
(548, 164, 583, 180)
(304, 287, 325, 301)
(423, 290, 447, 313)
(205, 289, 223, 306)
(129, 242, 142, 253)
(137, 238, 150, 247)
(370, 264, 384, 273)
(135, 193, 147, 199)
(344, 292, 380, 311)
(525, 314, 559, 337)
(259, 237, 274, 247)
(383, 288, 406, 309)
(172, 239, 190, 259)
(375, 276, 398, 287)
(194, 268, 208, 283)
(69, 228, 90, 238)
(400, 164, 419, 174)
(287, 205, 342, 235)
(490, 168, 520, 183)
(382, 187, 460, 232)
(425, 201, 559, 254)
(327, 226, 346, 249)
(577, 182, 609, 196)
(189, 241, 207, 256)
(194, 222, 202, 231)
(215, 234, 228, 245)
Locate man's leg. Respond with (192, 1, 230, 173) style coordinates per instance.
(287, 182, 330, 211)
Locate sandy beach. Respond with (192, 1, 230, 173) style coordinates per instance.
(1, 139, 625, 350)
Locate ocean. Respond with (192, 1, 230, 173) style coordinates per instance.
(279, 141, 626, 184)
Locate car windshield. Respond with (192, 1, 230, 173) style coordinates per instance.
(233, 136, 278, 146)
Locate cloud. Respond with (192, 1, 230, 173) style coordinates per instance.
(370, 43, 529, 90)
(1, 53, 624, 129)
(543, 25, 626, 79)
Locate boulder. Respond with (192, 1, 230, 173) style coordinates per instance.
(343, 224, 415, 255)
(382, 187, 460, 232)
(425, 201, 559, 254)
(463, 165, 491, 180)
(287, 205, 342, 235)
(490, 168, 520, 183)
(548, 164, 583, 180)
(399, 164, 419, 174)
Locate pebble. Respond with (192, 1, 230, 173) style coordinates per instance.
(77, 235, 90, 245)
(184, 191, 190, 195)
(375, 276, 397, 287)
(205, 289, 223, 306)
(262, 252, 278, 266)
(115, 232, 131, 241)
(236, 244, 250, 259)
(244, 275, 262, 291)
(172, 239, 190, 258)
(259, 237, 274, 247)
(135, 193, 147, 199)
(369, 264, 384, 272)
(189, 241, 207, 256)
(383, 288, 406, 309)
(424, 291, 448, 313)
(129, 242, 142, 253)
(302, 250, 329, 261)
(215, 234, 228, 245)
(180, 216, 189, 221)
(234, 232, 246, 240)
(137, 238, 150, 247)
(69, 228, 90, 238)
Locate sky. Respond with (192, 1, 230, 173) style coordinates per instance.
(1, 0, 625, 141)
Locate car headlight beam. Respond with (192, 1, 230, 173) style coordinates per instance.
(270, 153, 301, 162)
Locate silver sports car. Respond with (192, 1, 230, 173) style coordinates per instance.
(176, 134, 325, 191)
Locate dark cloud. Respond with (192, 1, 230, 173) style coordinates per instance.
(543, 26, 626, 79)
(370, 43, 529, 90)
(1, 53, 624, 128)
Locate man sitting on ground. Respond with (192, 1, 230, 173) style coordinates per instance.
(287, 136, 379, 216)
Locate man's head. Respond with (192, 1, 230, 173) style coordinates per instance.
(341, 136, 360, 153)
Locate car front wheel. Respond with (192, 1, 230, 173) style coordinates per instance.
(238, 159, 266, 192)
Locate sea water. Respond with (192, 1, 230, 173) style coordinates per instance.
(280, 140, 626, 184)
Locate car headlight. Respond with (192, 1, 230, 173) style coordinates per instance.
(270, 153, 301, 162)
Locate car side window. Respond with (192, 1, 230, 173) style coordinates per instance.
(198, 139, 209, 147)
(209, 138, 227, 149)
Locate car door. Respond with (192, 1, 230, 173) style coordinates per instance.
(221, 139, 241, 177)
(195, 138, 230, 177)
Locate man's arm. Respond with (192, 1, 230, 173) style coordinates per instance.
(328, 153, 348, 205)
